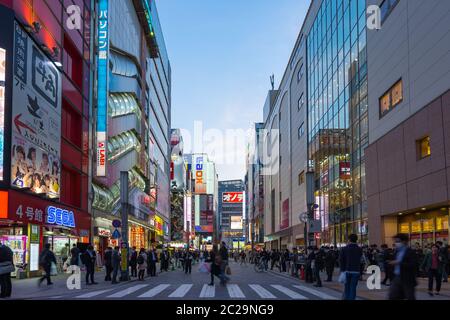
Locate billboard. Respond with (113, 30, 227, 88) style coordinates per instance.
(96, 0, 109, 176)
(194, 155, 206, 193)
(280, 198, 289, 230)
(222, 192, 244, 203)
(0, 48, 5, 181)
(230, 215, 243, 230)
(11, 22, 61, 198)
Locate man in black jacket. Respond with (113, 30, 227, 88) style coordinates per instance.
(324, 246, 336, 282)
(0, 243, 14, 298)
(340, 234, 363, 300)
(388, 233, 417, 300)
(111, 246, 121, 284)
(103, 247, 113, 281)
(147, 248, 158, 277)
(83, 245, 98, 285)
(39, 244, 56, 286)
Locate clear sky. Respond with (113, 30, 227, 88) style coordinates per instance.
(157, 0, 311, 181)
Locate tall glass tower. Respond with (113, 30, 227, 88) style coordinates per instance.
(307, 0, 368, 246)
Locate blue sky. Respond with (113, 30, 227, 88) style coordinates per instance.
(157, 0, 310, 181)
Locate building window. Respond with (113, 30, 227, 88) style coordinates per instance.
(298, 123, 305, 139)
(297, 64, 304, 82)
(379, 79, 403, 118)
(381, 0, 400, 24)
(298, 171, 305, 185)
(298, 93, 304, 111)
(417, 136, 431, 160)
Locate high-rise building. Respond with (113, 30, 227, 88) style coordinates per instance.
(219, 180, 245, 250)
(91, 0, 171, 253)
(365, 0, 450, 246)
(0, 0, 94, 277)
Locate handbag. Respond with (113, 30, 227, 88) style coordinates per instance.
(50, 262, 58, 276)
(225, 266, 232, 275)
(0, 261, 15, 275)
(338, 272, 347, 284)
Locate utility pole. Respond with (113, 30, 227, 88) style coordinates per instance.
(120, 171, 130, 281)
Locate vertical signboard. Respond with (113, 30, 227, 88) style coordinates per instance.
(280, 198, 289, 230)
(96, 0, 109, 176)
(11, 22, 61, 198)
(0, 48, 5, 181)
(194, 155, 206, 194)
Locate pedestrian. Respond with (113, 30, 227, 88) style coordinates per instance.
(129, 247, 138, 278)
(83, 245, 98, 285)
(111, 246, 121, 284)
(240, 251, 247, 266)
(436, 241, 449, 283)
(219, 241, 230, 285)
(324, 246, 336, 282)
(380, 244, 394, 286)
(61, 243, 69, 269)
(184, 250, 193, 274)
(388, 233, 418, 300)
(313, 247, 325, 287)
(421, 244, 444, 296)
(69, 244, 80, 272)
(147, 248, 158, 277)
(339, 234, 363, 300)
(305, 247, 315, 283)
(208, 245, 221, 286)
(0, 242, 14, 298)
(38, 243, 56, 286)
(103, 247, 113, 281)
(137, 248, 147, 281)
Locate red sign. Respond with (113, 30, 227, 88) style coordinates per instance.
(280, 199, 289, 230)
(170, 161, 174, 180)
(222, 192, 244, 203)
(339, 162, 351, 179)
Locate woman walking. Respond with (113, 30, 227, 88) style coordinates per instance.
(207, 245, 221, 286)
(137, 248, 147, 281)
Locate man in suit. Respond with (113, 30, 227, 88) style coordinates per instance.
(103, 247, 113, 281)
(388, 233, 418, 300)
(339, 234, 363, 300)
(83, 245, 98, 285)
(147, 248, 158, 277)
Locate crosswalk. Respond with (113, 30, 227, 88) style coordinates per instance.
(73, 283, 340, 300)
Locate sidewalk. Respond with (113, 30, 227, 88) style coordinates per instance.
(267, 268, 450, 300)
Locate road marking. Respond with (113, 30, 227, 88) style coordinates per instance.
(169, 284, 193, 298)
(271, 285, 308, 300)
(138, 284, 170, 298)
(226, 284, 245, 298)
(75, 289, 113, 299)
(248, 284, 277, 299)
(199, 284, 215, 298)
(107, 284, 149, 298)
(49, 296, 64, 299)
(293, 285, 338, 300)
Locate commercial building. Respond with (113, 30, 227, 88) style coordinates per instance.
(366, 0, 450, 246)
(0, 0, 93, 277)
(245, 122, 265, 248)
(90, 0, 171, 254)
(218, 180, 245, 250)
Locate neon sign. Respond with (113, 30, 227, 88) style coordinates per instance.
(46, 206, 76, 228)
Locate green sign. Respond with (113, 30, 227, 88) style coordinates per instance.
(29, 224, 40, 243)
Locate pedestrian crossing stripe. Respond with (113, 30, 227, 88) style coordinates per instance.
(248, 284, 277, 299)
(293, 285, 338, 300)
(168, 284, 193, 298)
(75, 289, 113, 299)
(138, 284, 171, 298)
(108, 284, 149, 298)
(199, 284, 215, 298)
(270, 285, 308, 299)
(226, 284, 245, 298)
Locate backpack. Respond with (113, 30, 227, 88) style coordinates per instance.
(137, 255, 144, 265)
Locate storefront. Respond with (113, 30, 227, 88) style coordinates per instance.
(397, 208, 449, 246)
(0, 190, 91, 278)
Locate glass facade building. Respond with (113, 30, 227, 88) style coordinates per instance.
(307, 0, 368, 245)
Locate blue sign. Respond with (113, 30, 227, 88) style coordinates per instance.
(46, 206, 76, 228)
(112, 229, 121, 239)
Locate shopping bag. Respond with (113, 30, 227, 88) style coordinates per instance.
(225, 266, 232, 275)
(338, 272, 346, 284)
(198, 262, 211, 273)
(50, 262, 58, 276)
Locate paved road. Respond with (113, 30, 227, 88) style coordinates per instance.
(11, 261, 342, 300)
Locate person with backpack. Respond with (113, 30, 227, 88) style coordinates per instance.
(38, 243, 56, 286)
(0, 242, 14, 298)
(129, 247, 138, 278)
(137, 248, 147, 281)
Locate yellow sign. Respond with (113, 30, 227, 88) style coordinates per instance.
(155, 216, 163, 236)
(411, 221, 422, 233)
(422, 219, 434, 232)
(399, 223, 410, 234)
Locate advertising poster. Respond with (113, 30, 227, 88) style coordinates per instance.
(194, 155, 206, 194)
(222, 192, 244, 203)
(280, 198, 289, 230)
(0, 48, 5, 181)
(11, 22, 61, 198)
(170, 192, 184, 241)
(231, 215, 243, 230)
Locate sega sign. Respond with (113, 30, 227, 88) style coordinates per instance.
(46, 206, 76, 228)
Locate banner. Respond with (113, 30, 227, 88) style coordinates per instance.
(11, 22, 61, 198)
(0, 48, 5, 181)
(280, 199, 289, 230)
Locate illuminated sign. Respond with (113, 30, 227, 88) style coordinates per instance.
(0, 48, 5, 181)
(222, 192, 244, 203)
(96, 0, 109, 176)
(194, 156, 207, 193)
(339, 162, 351, 179)
(155, 215, 163, 236)
(98, 227, 111, 237)
(46, 206, 76, 228)
(230, 216, 243, 230)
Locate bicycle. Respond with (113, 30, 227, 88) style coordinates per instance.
(254, 258, 267, 273)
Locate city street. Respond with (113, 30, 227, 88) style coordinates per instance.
(8, 261, 450, 300)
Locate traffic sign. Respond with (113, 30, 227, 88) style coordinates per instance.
(111, 229, 121, 239)
(299, 212, 308, 223)
(308, 220, 322, 233)
(112, 220, 121, 228)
